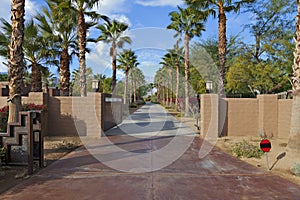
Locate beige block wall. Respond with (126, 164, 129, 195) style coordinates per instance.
(278, 100, 292, 139)
(0, 92, 123, 137)
(226, 98, 258, 137)
(258, 95, 278, 137)
(200, 94, 293, 139)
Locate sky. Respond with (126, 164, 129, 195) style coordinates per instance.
(0, 0, 250, 83)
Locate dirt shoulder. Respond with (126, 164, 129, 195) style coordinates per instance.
(0, 136, 82, 194)
(165, 106, 300, 186)
(215, 136, 300, 186)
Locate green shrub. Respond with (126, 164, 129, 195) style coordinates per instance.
(291, 163, 300, 177)
(232, 140, 264, 158)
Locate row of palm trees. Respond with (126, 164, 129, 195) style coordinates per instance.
(158, 0, 255, 116)
(2, 0, 139, 123)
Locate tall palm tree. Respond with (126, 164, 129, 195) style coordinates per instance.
(287, 1, 300, 151)
(8, 0, 25, 123)
(96, 19, 131, 94)
(36, 0, 78, 96)
(185, 0, 254, 95)
(155, 67, 169, 105)
(0, 19, 53, 92)
(171, 44, 184, 110)
(23, 20, 54, 92)
(117, 49, 138, 104)
(160, 52, 176, 106)
(167, 6, 206, 116)
(67, 0, 107, 97)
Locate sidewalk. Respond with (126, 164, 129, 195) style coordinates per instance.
(1, 104, 300, 199)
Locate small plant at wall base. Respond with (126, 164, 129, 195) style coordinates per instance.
(0, 103, 46, 132)
(259, 129, 273, 139)
(232, 140, 264, 158)
(291, 163, 300, 177)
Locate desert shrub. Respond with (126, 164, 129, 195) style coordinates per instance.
(291, 163, 300, 177)
(232, 140, 263, 158)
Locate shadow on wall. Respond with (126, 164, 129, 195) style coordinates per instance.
(48, 97, 87, 137)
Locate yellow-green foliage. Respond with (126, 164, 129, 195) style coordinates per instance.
(232, 140, 263, 158)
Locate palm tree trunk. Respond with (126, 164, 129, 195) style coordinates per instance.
(31, 62, 42, 92)
(78, 9, 87, 97)
(175, 58, 180, 110)
(8, 0, 25, 123)
(112, 43, 117, 95)
(130, 70, 133, 104)
(184, 33, 190, 117)
(218, 6, 227, 96)
(59, 48, 70, 96)
(170, 69, 173, 106)
(166, 76, 169, 106)
(162, 79, 165, 105)
(124, 70, 128, 104)
(287, 1, 300, 151)
(133, 78, 137, 103)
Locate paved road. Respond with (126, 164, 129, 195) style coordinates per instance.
(1, 103, 300, 199)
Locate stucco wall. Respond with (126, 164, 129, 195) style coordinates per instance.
(278, 100, 292, 139)
(201, 94, 293, 139)
(226, 98, 259, 137)
(0, 92, 123, 137)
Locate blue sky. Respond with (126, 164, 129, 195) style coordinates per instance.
(0, 0, 250, 82)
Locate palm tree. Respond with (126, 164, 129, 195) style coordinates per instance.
(117, 49, 138, 104)
(160, 52, 176, 106)
(23, 20, 54, 92)
(167, 6, 206, 116)
(67, 0, 107, 97)
(96, 19, 132, 94)
(155, 67, 169, 105)
(171, 44, 184, 110)
(0, 18, 53, 93)
(287, 1, 300, 151)
(185, 0, 254, 95)
(36, 0, 78, 96)
(7, 0, 25, 123)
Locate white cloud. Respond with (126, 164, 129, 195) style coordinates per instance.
(96, 0, 130, 15)
(110, 14, 132, 27)
(86, 42, 112, 74)
(135, 0, 184, 7)
(128, 28, 177, 50)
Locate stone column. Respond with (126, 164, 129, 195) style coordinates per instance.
(200, 94, 219, 138)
